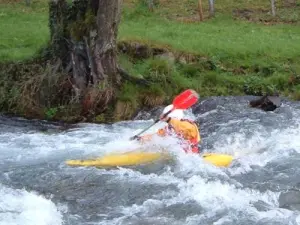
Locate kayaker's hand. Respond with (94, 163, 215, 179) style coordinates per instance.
(136, 136, 142, 141)
(159, 114, 168, 122)
(159, 114, 171, 123)
(130, 135, 139, 141)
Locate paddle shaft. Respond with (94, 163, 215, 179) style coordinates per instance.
(130, 109, 172, 140)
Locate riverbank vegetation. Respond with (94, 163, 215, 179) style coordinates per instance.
(1, 0, 300, 122)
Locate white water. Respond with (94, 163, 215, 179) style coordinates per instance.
(93, 122, 300, 224)
(1, 102, 300, 224)
(0, 184, 63, 225)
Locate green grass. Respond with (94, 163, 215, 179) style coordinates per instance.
(132, 0, 300, 24)
(1, 0, 300, 63)
(1, 0, 300, 122)
(0, 1, 49, 61)
(119, 12, 300, 64)
(1, 0, 300, 99)
(117, 54, 297, 99)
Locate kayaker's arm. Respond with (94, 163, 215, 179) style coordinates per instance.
(137, 133, 154, 143)
(137, 127, 167, 142)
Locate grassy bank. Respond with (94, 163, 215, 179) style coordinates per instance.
(1, 0, 300, 122)
(119, 3, 300, 100)
(120, 11, 300, 67)
(0, 1, 49, 61)
(142, 0, 300, 23)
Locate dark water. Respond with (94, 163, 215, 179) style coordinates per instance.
(1, 96, 300, 225)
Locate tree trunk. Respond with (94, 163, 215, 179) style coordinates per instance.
(270, 0, 276, 16)
(208, 0, 214, 17)
(148, 0, 154, 11)
(49, 0, 123, 116)
(93, 0, 122, 86)
(25, 0, 30, 6)
(197, 0, 204, 21)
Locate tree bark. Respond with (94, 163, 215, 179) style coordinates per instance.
(93, 0, 122, 86)
(25, 0, 31, 6)
(197, 0, 204, 21)
(49, 0, 123, 116)
(208, 0, 214, 17)
(270, 0, 276, 16)
(148, 0, 154, 11)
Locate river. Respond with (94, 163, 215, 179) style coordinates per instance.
(1, 96, 300, 225)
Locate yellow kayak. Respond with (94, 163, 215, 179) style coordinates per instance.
(65, 151, 234, 168)
(66, 151, 170, 167)
(201, 153, 234, 167)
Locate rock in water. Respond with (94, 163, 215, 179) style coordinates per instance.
(249, 95, 281, 111)
(279, 190, 300, 211)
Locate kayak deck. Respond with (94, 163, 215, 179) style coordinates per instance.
(66, 151, 234, 168)
(66, 151, 171, 167)
(202, 153, 234, 167)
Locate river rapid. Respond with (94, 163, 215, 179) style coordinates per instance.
(1, 96, 300, 225)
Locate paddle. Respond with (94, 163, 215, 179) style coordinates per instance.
(130, 89, 199, 140)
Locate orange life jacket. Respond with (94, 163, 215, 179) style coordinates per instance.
(157, 118, 201, 153)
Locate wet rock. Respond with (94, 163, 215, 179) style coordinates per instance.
(133, 96, 260, 121)
(192, 96, 257, 115)
(0, 114, 76, 133)
(249, 95, 281, 111)
(133, 106, 164, 120)
(279, 190, 300, 211)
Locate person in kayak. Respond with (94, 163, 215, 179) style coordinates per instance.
(137, 104, 201, 153)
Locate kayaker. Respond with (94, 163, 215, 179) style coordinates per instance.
(137, 104, 201, 153)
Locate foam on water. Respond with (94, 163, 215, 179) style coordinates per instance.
(2, 100, 300, 225)
(86, 116, 300, 224)
(0, 184, 63, 225)
(76, 132, 300, 225)
(0, 120, 158, 165)
(218, 121, 300, 175)
(95, 159, 297, 225)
